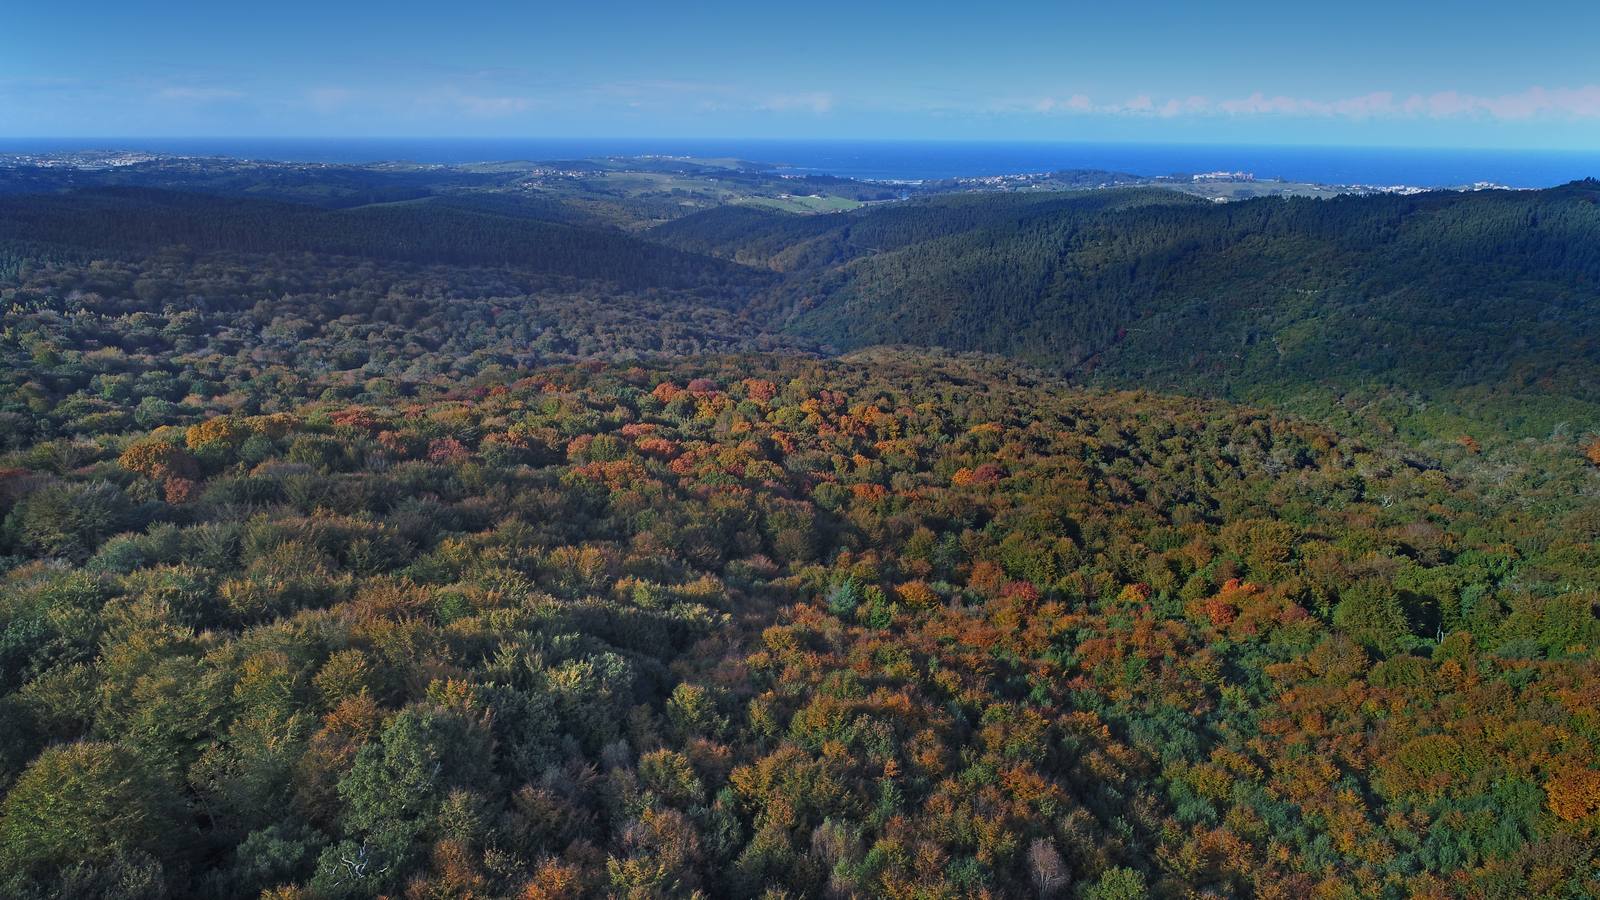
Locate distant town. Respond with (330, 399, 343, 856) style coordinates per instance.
(0, 150, 1522, 208)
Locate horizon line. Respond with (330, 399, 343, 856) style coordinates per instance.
(5, 135, 1600, 155)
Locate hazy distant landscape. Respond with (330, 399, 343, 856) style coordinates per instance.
(6, 137, 1600, 186)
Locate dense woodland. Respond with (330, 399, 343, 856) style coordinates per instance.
(1, 161, 1599, 898)
(656, 181, 1600, 440)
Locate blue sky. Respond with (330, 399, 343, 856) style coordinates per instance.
(4, 0, 1599, 148)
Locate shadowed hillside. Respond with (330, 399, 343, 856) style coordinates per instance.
(659, 181, 1600, 438)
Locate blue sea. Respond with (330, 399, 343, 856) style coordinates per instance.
(2, 137, 1598, 188)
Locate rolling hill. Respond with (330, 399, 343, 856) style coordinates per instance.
(1, 162, 1599, 898)
(658, 181, 1600, 438)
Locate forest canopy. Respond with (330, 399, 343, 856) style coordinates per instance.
(1, 159, 1598, 898)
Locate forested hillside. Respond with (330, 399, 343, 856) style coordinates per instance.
(658, 181, 1600, 439)
(0, 184, 803, 455)
(12, 171, 1599, 446)
(2, 353, 1598, 898)
(650, 190, 1194, 274)
(1, 164, 1599, 898)
(0, 189, 768, 293)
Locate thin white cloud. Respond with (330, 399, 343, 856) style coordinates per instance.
(306, 87, 356, 114)
(456, 94, 537, 117)
(155, 86, 245, 103)
(590, 81, 834, 114)
(1018, 84, 1600, 121)
(270, 79, 839, 123)
(1415, 85, 1600, 120)
(1033, 94, 1092, 114)
(589, 79, 735, 98)
(757, 92, 834, 114)
(407, 88, 542, 119)
(1013, 93, 1211, 117)
(1217, 91, 1400, 118)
